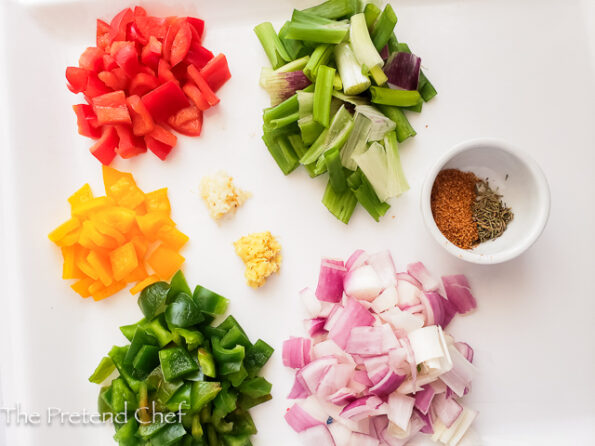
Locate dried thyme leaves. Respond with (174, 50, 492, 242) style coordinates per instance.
(472, 179, 513, 243)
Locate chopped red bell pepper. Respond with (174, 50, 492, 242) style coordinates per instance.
(109, 8, 134, 43)
(170, 22, 193, 67)
(134, 16, 168, 41)
(90, 126, 119, 165)
(111, 42, 139, 78)
(157, 59, 177, 85)
(66, 67, 90, 94)
(127, 22, 148, 45)
(186, 17, 205, 41)
(182, 82, 210, 111)
(126, 95, 155, 136)
(92, 90, 131, 125)
(96, 19, 111, 50)
(141, 36, 162, 70)
(200, 54, 231, 92)
(187, 65, 219, 106)
(115, 125, 147, 158)
(84, 73, 111, 99)
(73, 104, 102, 139)
(134, 6, 147, 17)
(168, 105, 203, 137)
(97, 69, 128, 91)
(145, 125, 176, 160)
(102, 54, 118, 71)
(141, 80, 189, 123)
(79, 47, 104, 73)
(162, 18, 185, 63)
(129, 72, 159, 97)
(185, 43, 213, 70)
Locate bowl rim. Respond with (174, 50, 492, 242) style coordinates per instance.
(420, 137, 551, 265)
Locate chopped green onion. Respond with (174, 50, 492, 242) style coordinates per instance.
(292, 9, 342, 25)
(275, 55, 311, 73)
(324, 148, 348, 193)
(364, 3, 382, 30)
(333, 72, 343, 90)
(254, 22, 291, 69)
(262, 133, 299, 175)
(298, 115, 325, 145)
(334, 43, 371, 95)
(279, 21, 306, 60)
(369, 86, 421, 106)
(322, 180, 358, 224)
(313, 65, 336, 127)
(283, 21, 349, 45)
(394, 41, 438, 102)
(340, 112, 372, 170)
(371, 4, 397, 52)
(349, 13, 385, 85)
(263, 93, 299, 124)
(355, 104, 395, 140)
(303, 44, 334, 80)
(347, 169, 390, 221)
(377, 104, 416, 142)
(302, 104, 353, 164)
(384, 130, 410, 195)
(301, 0, 357, 19)
(332, 90, 369, 105)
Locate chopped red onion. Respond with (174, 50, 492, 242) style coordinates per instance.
(283, 337, 312, 369)
(407, 262, 440, 291)
(283, 250, 478, 446)
(455, 341, 474, 363)
(350, 432, 380, 446)
(432, 393, 463, 428)
(285, 403, 323, 432)
(442, 275, 477, 314)
(316, 259, 347, 303)
(328, 298, 375, 349)
(369, 369, 406, 396)
(288, 376, 310, 399)
(298, 424, 336, 446)
(340, 395, 385, 421)
(344, 265, 383, 301)
(367, 250, 397, 288)
(387, 393, 415, 430)
(309, 317, 328, 337)
(346, 249, 368, 271)
(383, 52, 421, 91)
(414, 384, 436, 415)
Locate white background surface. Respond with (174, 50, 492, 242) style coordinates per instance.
(1, 0, 595, 445)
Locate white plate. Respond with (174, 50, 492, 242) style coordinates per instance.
(1, 0, 595, 445)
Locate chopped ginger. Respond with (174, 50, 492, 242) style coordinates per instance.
(200, 171, 250, 221)
(234, 231, 282, 288)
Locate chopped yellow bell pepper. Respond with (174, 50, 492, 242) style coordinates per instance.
(157, 225, 189, 251)
(136, 212, 173, 240)
(48, 217, 80, 243)
(87, 251, 113, 286)
(130, 275, 160, 295)
(71, 277, 94, 298)
(108, 176, 146, 210)
(49, 166, 187, 301)
(110, 242, 138, 281)
(92, 281, 126, 301)
(68, 183, 94, 210)
(148, 245, 185, 280)
(145, 188, 171, 213)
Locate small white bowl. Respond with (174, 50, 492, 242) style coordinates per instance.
(420, 138, 550, 264)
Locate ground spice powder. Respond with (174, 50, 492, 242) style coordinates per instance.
(431, 169, 479, 249)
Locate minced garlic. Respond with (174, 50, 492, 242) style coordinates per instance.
(199, 171, 250, 221)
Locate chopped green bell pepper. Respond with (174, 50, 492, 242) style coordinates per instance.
(211, 338, 245, 364)
(159, 346, 200, 382)
(138, 281, 170, 320)
(167, 270, 193, 303)
(191, 381, 222, 413)
(238, 378, 272, 399)
(166, 293, 204, 328)
(197, 348, 216, 378)
(193, 286, 229, 315)
(89, 356, 115, 384)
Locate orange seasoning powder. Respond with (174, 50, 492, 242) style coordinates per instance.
(431, 169, 479, 249)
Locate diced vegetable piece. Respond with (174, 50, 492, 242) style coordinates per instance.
(148, 245, 185, 280)
(371, 4, 397, 52)
(254, 22, 291, 70)
(322, 180, 357, 224)
(92, 91, 131, 125)
(142, 80, 190, 122)
(313, 65, 335, 127)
